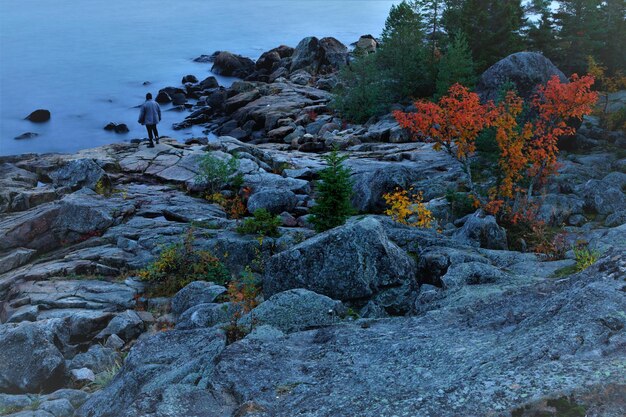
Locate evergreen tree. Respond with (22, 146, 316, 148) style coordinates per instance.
(435, 32, 476, 97)
(415, 0, 445, 62)
(524, 0, 557, 57)
(332, 54, 393, 123)
(310, 149, 355, 232)
(598, 0, 626, 74)
(442, 0, 526, 72)
(553, 0, 604, 75)
(379, 0, 433, 98)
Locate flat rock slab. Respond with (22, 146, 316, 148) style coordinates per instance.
(2, 279, 139, 323)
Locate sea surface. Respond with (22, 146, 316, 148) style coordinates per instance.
(0, 0, 399, 156)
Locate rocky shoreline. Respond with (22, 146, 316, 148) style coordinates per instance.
(1, 36, 625, 417)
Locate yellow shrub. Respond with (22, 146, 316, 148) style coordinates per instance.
(383, 188, 434, 228)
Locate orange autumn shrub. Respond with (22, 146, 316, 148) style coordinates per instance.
(394, 76, 597, 220)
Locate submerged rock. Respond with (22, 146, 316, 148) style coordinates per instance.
(14, 132, 39, 140)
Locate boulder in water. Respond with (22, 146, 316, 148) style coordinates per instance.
(181, 74, 198, 84)
(211, 51, 255, 78)
(25, 109, 51, 123)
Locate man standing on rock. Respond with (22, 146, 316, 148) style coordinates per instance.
(138, 92, 162, 148)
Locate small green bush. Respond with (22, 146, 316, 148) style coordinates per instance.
(195, 152, 240, 194)
(139, 229, 231, 295)
(310, 149, 355, 232)
(236, 209, 281, 237)
(573, 244, 600, 272)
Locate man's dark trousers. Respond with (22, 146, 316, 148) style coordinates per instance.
(146, 124, 159, 145)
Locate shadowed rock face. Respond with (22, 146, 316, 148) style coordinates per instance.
(476, 52, 567, 102)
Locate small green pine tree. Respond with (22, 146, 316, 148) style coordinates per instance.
(435, 32, 476, 97)
(310, 149, 355, 232)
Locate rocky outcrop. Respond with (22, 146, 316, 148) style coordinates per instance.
(75, 328, 229, 417)
(477, 52, 567, 102)
(264, 217, 417, 311)
(0, 320, 66, 393)
(211, 51, 255, 78)
(75, 250, 626, 417)
(453, 211, 508, 250)
(239, 289, 345, 333)
(170, 281, 227, 318)
(2, 66, 625, 416)
(290, 36, 348, 74)
(246, 188, 298, 214)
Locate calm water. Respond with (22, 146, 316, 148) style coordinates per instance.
(0, 0, 399, 156)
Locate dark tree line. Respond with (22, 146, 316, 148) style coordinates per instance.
(438, 0, 625, 75)
(332, 0, 625, 123)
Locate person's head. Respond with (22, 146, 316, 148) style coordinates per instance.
(146, 93, 152, 100)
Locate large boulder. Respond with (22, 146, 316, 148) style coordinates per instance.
(175, 302, 239, 330)
(263, 217, 417, 302)
(579, 179, 626, 215)
(453, 211, 508, 250)
(239, 289, 345, 333)
(211, 51, 255, 78)
(290, 37, 321, 73)
(0, 320, 67, 393)
(25, 109, 51, 123)
(476, 52, 567, 102)
(255, 45, 294, 71)
(170, 281, 227, 317)
(246, 188, 298, 215)
(319, 37, 349, 70)
(354, 34, 378, 54)
(290, 36, 348, 74)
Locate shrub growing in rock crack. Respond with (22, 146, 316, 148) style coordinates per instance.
(573, 243, 601, 272)
(223, 268, 260, 344)
(138, 229, 231, 295)
(195, 152, 240, 194)
(236, 209, 281, 237)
